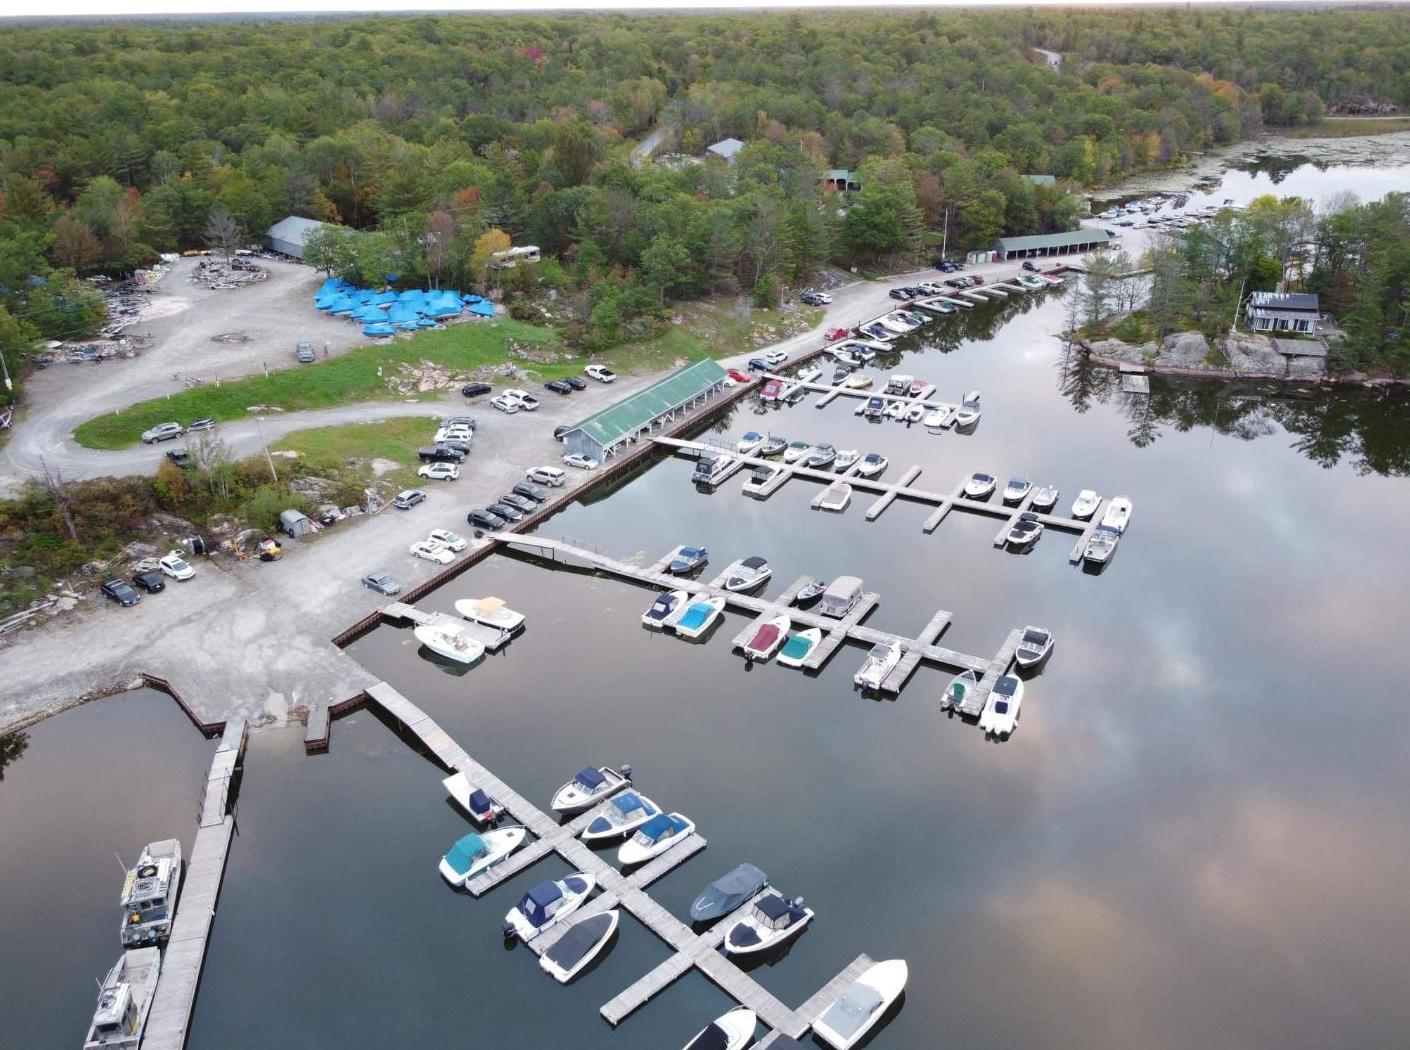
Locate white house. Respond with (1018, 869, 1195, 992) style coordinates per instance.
(1245, 291, 1320, 335)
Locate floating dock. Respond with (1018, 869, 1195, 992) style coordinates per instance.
(381, 602, 514, 651)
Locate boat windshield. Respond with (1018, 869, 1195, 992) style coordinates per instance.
(995, 678, 1018, 697)
(995, 701, 1010, 714)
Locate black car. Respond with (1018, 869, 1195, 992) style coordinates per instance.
(888, 288, 911, 301)
(165, 447, 192, 468)
(553, 425, 570, 442)
(486, 501, 524, 523)
(945, 278, 967, 289)
(512, 482, 548, 503)
(1022, 260, 1039, 272)
(438, 438, 473, 454)
(467, 508, 507, 530)
(461, 383, 492, 398)
(441, 415, 478, 430)
(563, 377, 587, 391)
(418, 444, 465, 463)
(499, 492, 536, 512)
(132, 571, 166, 593)
(101, 579, 142, 607)
(544, 379, 573, 395)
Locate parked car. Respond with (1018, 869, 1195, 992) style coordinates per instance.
(435, 425, 474, 443)
(807, 290, 832, 304)
(467, 508, 507, 530)
(165, 448, 192, 468)
(824, 326, 851, 342)
(361, 572, 402, 596)
(798, 291, 823, 306)
(1022, 260, 1039, 272)
(486, 501, 524, 523)
(428, 528, 468, 552)
(490, 394, 520, 414)
(513, 482, 548, 503)
(564, 376, 587, 391)
(544, 379, 573, 395)
(101, 579, 142, 607)
(527, 466, 567, 487)
(461, 382, 492, 398)
(945, 278, 967, 289)
(296, 341, 316, 363)
(747, 358, 769, 371)
(141, 422, 183, 444)
(764, 349, 789, 366)
(418, 444, 465, 463)
(970, 275, 984, 285)
(499, 492, 536, 512)
(186, 417, 215, 432)
(726, 368, 751, 383)
(409, 539, 455, 564)
(131, 571, 165, 593)
(585, 364, 616, 383)
(504, 388, 540, 411)
(392, 489, 427, 510)
(888, 288, 911, 301)
(418, 462, 460, 481)
(563, 453, 599, 471)
(441, 415, 478, 430)
(158, 550, 195, 581)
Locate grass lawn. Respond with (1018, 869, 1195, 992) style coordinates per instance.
(274, 416, 432, 490)
(604, 302, 824, 372)
(74, 319, 571, 450)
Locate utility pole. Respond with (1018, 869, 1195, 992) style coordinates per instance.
(941, 205, 953, 262)
(1230, 272, 1248, 337)
(255, 415, 278, 483)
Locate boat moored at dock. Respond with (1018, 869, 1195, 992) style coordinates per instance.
(777, 627, 823, 668)
(672, 595, 726, 638)
(551, 765, 631, 814)
(440, 828, 527, 887)
(84, 948, 161, 1050)
(724, 891, 814, 955)
(817, 480, 853, 512)
(979, 674, 1024, 738)
(741, 614, 790, 660)
(540, 910, 620, 984)
(668, 546, 709, 574)
(454, 596, 525, 634)
(119, 839, 182, 947)
(942, 669, 979, 712)
(1014, 627, 1054, 668)
(724, 556, 772, 592)
(414, 622, 486, 665)
(964, 473, 996, 498)
(581, 791, 660, 841)
(681, 1007, 756, 1050)
(1102, 496, 1133, 533)
(1071, 489, 1101, 519)
(811, 958, 909, 1050)
(643, 589, 690, 628)
(1083, 524, 1121, 564)
(503, 873, 596, 942)
(619, 812, 695, 866)
(689, 863, 770, 923)
(443, 771, 504, 824)
(855, 640, 904, 689)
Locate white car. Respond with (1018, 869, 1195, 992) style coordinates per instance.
(434, 426, 473, 444)
(562, 453, 599, 471)
(158, 550, 195, 581)
(585, 364, 616, 383)
(490, 395, 520, 414)
(764, 349, 789, 366)
(427, 528, 467, 552)
(417, 462, 460, 481)
(409, 540, 455, 565)
(527, 466, 567, 486)
(503, 388, 540, 411)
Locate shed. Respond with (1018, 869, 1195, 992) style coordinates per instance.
(706, 138, 745, 164)
(820, 576, 863, 618)
(265, 216, 330, 261)
(994, 229, 1113, 260)
(278, 509, 314, 538)
(561, 359, 728, 463)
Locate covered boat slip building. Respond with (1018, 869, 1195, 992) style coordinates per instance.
(994, 228, 1114, 261)
(562, 359, 730, 463)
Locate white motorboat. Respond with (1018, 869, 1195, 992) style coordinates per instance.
(1006, 511, 1043, 547)
(885, 374, 913, 394)
(84, 948, 161, 1050)
(843, 373, 873, 389)
(119, 839, 182, 947)
(777, 627, 823, 668)
(979, 674, 1024, 738)
(923, 406, 951, 428)
(856, 453, 888, 479)
(741, 614, 790, 660)
(1083, 524, 1120, 564)
(796, 364, 823, 384)
(1003, 477, 1032, 503)
(834, 449, 860, 471)
(439, 827, 527, 886)
(884, 400, 907, 420)
(551, 765, 631, 814)
(736, 430, 767, 455)
(619, 812, 695, 866)
(724, 891, 814, 955)
(674, 595, 726, 638)
(954, 390, 982, 427)
(540, 909, 619, 984)
(904, 402, 925, 422)
(908, 379, 934, 398)
(854, 640, 904, 690)
(941, 668, 979, 712)
(443, 772, 505, 824)
(759, 435, 788, 457)
(817, 480, 852, 512)
(455, 596, 525, 633)
(742, 465, 785, 496)
(681, 1008, 756, 1050)
(878, 312, 914, 334)
(806, 444, 838, 469)
(963, 472, 996, 498)
(692, 453, 736, 485)
(580, 791, 660, 841)
(1102, 496, 1133, 533)
(643, 589, 691, 628)
(725, 555, 772, 592)
(812, 958, 909, 1050)
(503, 873, 596, 941)
(1031, 485, 1059, 512)
(783, 440, 812, 464)
(414, 622, 486, 665)
(1015, 626, 1054, 668)
(1071, 489, 1101, 519)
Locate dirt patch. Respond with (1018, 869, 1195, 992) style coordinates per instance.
(211, 332, 251, 344)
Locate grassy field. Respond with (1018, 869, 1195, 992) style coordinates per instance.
(606, 303, 824, 371)
(1284, 117, 1410, 138)
(74, 319, 571, 450)
(274, 417, 431, 489)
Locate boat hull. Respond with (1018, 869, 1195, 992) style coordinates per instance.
(812, 959, 909, 1050)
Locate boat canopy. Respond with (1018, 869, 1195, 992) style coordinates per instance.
(520, 881, 563, 923)
(574, 767, 607, 790)
(994, 677, 1018, 697)
(544, 912, 612, 969)
(1021, 629, 1049, 646)
(636, 813, 685, 843)
(712, 863, 768, 897)
(445, 833, 487, 874)
(684, 1022, 733, 1050)
(755, 893, 795, 928)
(780, 634, 812, 659)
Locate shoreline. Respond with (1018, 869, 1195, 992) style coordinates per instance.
(1074, 341, 1410, 389)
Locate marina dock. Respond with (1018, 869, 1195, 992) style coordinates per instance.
(381, 601, 514, 651)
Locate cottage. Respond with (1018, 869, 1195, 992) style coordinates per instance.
(706, 137, 745, 164)
(1245, 291, 1320, 335)
(821, 169, 861, 192)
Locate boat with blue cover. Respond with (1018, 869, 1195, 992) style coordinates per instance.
(550, 764, 631, 814)
(619, 811, 695, 866)
(690, 862, 770, 923)
(580, 791, 660, 842)
(503, 873, 596, 942)
(673, 595, 726, 639)
(438, 828, 526, 887)
(643, 589, 690, 628)
(442, 770, 504, 824)
(540, 909, 620, 983)
(724, 891, 814, 956)
(668, 546, 709, 574)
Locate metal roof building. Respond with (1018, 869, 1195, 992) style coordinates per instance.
(706, 138, 745, 164)
(994, 228, 1113, 260)
(266, 216, 330, 260)
(1246, 291, 1321, 335)
(562, 359, 729, 463)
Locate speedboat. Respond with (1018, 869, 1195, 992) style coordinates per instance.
(454, 596, 525, 633)
(692, 453, 735, 485)
(909, 379, 935, 398)
(690, 862, 769, 923)
(742, 614, 790, 661)
(795, 579, 826, 604)
(964, 473, 996, 498)
(843, 373, 873, 389)
(551, 765, 631, 814)
(84, 948, 160, 1050)
(1083, 524, 1120, 564)
(806, 444, 838, 469)
(737, 431, 767, 455)
(883, 400, 907, 420)
(830, 366, 853, 385)
(725, 555, 772, 592)
(439, 828, 527, 887)
(1006, 511, 1043, 547)
(812, 958, 909, 1050)
(1031, 485, 1059, 512)
(1102, 496, 1133, 533)
(1071, 489, 1101, 519)
(923, 406, 951, 428)
(863, 396, 885, 419)
(880, 311, 919, 333)
(834, 449, 860, 471)
(414, 622, 486, 665)
(954, 390, 981, 427)
(759, 435, 788, 457)
(503, 873, 596, 941)
(796, 364, 823, 383)
(540, 910, 619, 984)
(849, 345, 877, 363)
(618, 811, 695, 866)
(885, 374, 913, 394)
(901, 310, 930, 326)
(742, 465, 784, 496)
(581, 791, 660, 841)
(443, 771, 504, 824)
(643, 589, 690, 628)
(674, 595, 726, 638)
(860, 323, 895, 342)
(854, 639, 904, 690)
(1015, 626, 1054, 668)
(760, 379, 782, 401)
(856, 453, 888, 479)
(777, 627, 823, 668)
(1003, 477, 1032, 503)
(725, 892, 814, 956)
(979, 674, 1024, 738)
(941, 668, 979, 712)
(905, 402, 925, 422)
(783, 440, 812, 463)
(118, 840, 182, 948)
(681, 1008, 756, 1050)
(669, 546, 709, 574)
(817, 480, 852, 511)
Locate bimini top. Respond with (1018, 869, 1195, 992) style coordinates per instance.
(520, 881, 563, 921)
(677, 546, 707, 560)
(444, 833, 487, 875)
(740, 555, 768, 570)
(755, 892, 794, 922)
(824, 576, 863, 599)
(574, 767, 607, 790)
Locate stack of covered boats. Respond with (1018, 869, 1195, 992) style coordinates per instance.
(314, 278, 496, 337)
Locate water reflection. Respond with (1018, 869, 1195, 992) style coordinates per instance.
(0, 731, 28, 781)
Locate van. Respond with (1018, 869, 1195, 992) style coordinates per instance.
(527, 466, 567, 487)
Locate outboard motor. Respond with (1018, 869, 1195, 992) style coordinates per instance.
(791, 896, 806, 912)
(501, 921, 518, 942)
(620, 764, 633, 782)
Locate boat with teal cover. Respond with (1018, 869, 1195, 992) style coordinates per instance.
(777, 627, 823, 668)
(438, 827, 526, 887)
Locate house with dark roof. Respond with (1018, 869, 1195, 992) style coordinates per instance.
(1245, 291, 1320, 335)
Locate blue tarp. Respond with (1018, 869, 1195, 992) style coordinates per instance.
(637, 814, 675, 842)
(520, 881, 562, 925)
(613, 792, 645, 814)
(469, 301, 495, 317)
(362, 323, 396, 336)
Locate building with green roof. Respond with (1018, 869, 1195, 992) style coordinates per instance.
(562, 359, 729, 462)
(994, 228, 1113, 261)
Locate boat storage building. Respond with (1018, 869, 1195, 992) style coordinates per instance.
(560, 359, 728, 464)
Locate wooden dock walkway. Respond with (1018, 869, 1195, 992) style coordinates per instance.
(801, 592, 880, 671)
(865, 464, 922, 521)
(762, 372, 958, 414)
(880, 606, 954, 693)
(1068, 499, 1108, 563)
(992, 489, 1039, 548)
(730, 575, 812, 650)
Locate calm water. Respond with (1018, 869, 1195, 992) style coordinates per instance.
(8, 157, 1410, 1050)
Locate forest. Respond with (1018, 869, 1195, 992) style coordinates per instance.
(2, 6, 1409, 378)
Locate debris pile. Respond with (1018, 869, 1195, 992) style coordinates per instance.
(190, 257, 268, 289)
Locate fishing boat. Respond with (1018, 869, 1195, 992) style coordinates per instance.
(1083, 524, 1120, 564)
(439, 828, 527, 887)
(817, 480, 852, 512)
(1006, 511, 1043, 547)
(795, 579, 827, 604)
(979, 674, 1024, 738)
(1101, 496, 1133, 533)
(668, 546, 709, 574)
(681, 1008, 757, 1050)
(690, 863, 769, 923)
(443, 771, 504, 824)
(737, 431, 767, 455)
(1003, 477, 1032, 503)
(1014, 626, 1054, 668)
(643, 589, 690, 628)
(909, 379, 935, 398)
(674, 595, 727, 638)
(834, 448, 860, 471)
(619, 812, 695, 866)
(1030, 485, 1059, 512)
(954, 390, 982, 427)
(503, 873, 596, 941)
(885, 375, 913, 394)
(742, 614, 790, 660)
(783, 440, 813, 464)
(414, 622, 486, 665)
(854, 640, 904, 690)
(941, 669, 979, 712)
(725, 891, 814, 955)
(963, 472, 996, 498)
(759, 435, 788, 457)
(551, 765, 631, 814)
(84, 948, 161, 1050)
(118, 840, 182, 947)
(454, 596, 525, 634)
(923, 406, 951, 428)
(811, 958, 909, 1050)
(777, 627, 823, 668)
(883, 400, 907, 420)
(725, 555, 772, 592)
(806, 444, 838, 469)
(539, 910, 620, 983)
(905, 402, 926, 422)
(1070, 490, 1101, 519)
(581, 790, 661, 841)
(856, 453, 888, 479)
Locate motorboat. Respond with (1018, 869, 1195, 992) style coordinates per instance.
(856, 453, 888, 479)
(783, 440, 813, 463)
(795, 579, 827, 604)
(669, 546, 709, 574)
(1015, 626, 1054, 669)
(883, 400, 907, 420)
(439, 828, 527, 887)
(1003, 477, 1032, 503)
(414, 622, 486, 665)
(581, 790, 660, 841)
(923, 406, 951, 428)
(979, 674, 1024, 738)
(503, 873, 596, 941)
(820, 576, 863, 618)
(900, 309, 930, 326)
(681, 1008, 756, 1050)
(964, 473, 996, 498)
(817, 480, 852, 512)
(848, 345, 877, 363)
(828, 345, 862, 365)
(941, 668, 979, 712)
(690, 862, 769, 923)
(863, 397, 886, 419)
(796, 364, 823, 384)
(741, 465, 784, 496)
(725, 891, 814, 955)
(880, 311, 918, 333)
(954, 390, 982, 427)
(854, 639, 904, 690)
(643, 589, 690, 628)
(760, 379, 782, 402)
(118, 840, 182, 948)
(843, 373, 873, 389)
(759, 435, 788, 457)
(806, 444, 838, 469)
(1031, 485, 1059, 512)
(692, 453, 735, 485)
(455, 596, 525, 634)
(551, 765, 631, 814)
(834, 449, 860, 471)
(618, 812, 695, 866)
(777, 627, 823, 668)
(1006, 511, 1043, 547)
(443, 771, 504, 824)
(1071, 490, 1101, 519)
(1018, 273, 1047, 289)
(885, 375, 913, 394)
(742, 614, 790, 661)
(831, 366, 854, 385)
(905, 402, 925, 423)
(1083, 524, 1120, 564)
(909, 379, 934, 398)
(737, 431, 767, 455)
(674, 595, 727, 638)
(1102, 496, 1133, 534)
(84, 948, 160, 1050)
(859, 323, 895, 342)
(812, 958, 909, 1050)
(540, 910, 619, 984)
(725, 555, 772, 592)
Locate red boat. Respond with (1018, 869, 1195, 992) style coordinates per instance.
(742, 614, 790, 660)
(760, 379, 783, 401)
